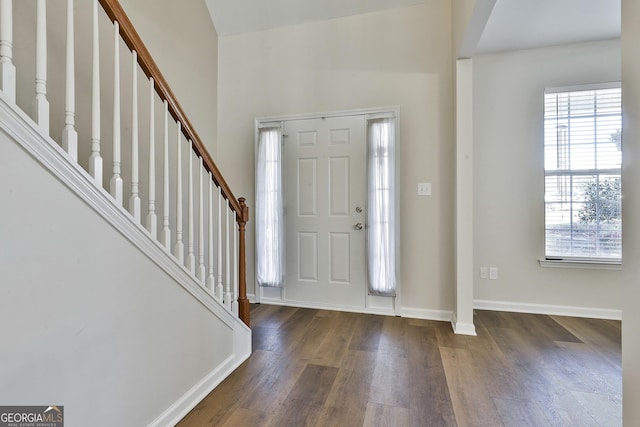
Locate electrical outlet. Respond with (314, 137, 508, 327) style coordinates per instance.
(489, 267, 498, 280)
(480, 267, 488, 279)
(417, 182, 431, 196)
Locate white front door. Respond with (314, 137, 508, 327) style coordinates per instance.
(283, 115, 367, 309)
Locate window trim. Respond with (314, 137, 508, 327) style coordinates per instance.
(545, 81, 621, 95)
(538, 257, 622, 270)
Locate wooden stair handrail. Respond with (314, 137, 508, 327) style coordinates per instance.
(98, 0, 243, 219)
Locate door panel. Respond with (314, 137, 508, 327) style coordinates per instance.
(297, 158, 317, 216)
(297, 232, 318, 281)
(329, 157, 350, 216)
(329, 232, 350, 283)
(284, 115, 366, 309)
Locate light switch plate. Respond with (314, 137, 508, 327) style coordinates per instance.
(418, 182, 431, 196)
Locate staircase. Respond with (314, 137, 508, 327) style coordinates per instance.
(0, 0, 250, 425)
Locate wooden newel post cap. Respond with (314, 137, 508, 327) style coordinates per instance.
(238, 197, 249, 223)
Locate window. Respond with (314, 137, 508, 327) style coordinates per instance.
(544, 84, 622, 261)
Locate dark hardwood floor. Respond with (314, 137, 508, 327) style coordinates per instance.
(178, 304, 621, 426)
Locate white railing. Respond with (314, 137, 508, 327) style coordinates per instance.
(0, 0, 250, 325)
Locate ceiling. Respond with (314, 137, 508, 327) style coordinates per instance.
(204, 0, 428, 37)
(205, 0, 621, 53)
(476, 0, 620, 54)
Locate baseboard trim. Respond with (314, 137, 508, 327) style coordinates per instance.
(451, 314, 477, 336)
(474, 299, 622, 320)
(148, 351, 250, 427)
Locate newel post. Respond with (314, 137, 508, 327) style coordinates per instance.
(237, 197, 250, 327)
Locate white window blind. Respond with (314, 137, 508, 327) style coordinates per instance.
(544, 85, 622, 260)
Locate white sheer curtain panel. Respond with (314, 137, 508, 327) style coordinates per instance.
(367, 118, 396, 296)
(256, 126, 285, 287)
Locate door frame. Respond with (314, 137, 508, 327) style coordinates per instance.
(254, 106, 401, 315)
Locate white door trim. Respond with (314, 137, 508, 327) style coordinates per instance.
(254, 106, 401, 315)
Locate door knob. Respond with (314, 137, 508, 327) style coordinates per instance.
(354, 223, 363, 230)
(355, 206, 363, 213)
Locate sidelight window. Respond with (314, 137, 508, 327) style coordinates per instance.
(367, 117, 397, 296)
(256, 125, 285, 286)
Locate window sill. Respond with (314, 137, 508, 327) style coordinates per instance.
(538, 258, 622, 270)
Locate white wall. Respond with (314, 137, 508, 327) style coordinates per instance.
(473, 40, 623, 313)
(0, 128, 234, 426)
(621, 0, 640, 423)
(217, 2, 455, 315)
(119, 0, 219, 156)
(453, 0, 477, 56)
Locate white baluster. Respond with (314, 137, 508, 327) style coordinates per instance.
(225, 205, 232, 310)
(146, 78, 157, 238)
(110, 22, 123, 205)
(33, 0, 49, 133)
(197, 158, 206, 284)
(174, 123, 184, 263)
(216, 187, 223, 301)
(207, 173, 215, 292)
(61, 0, 77, 161)
(89, 0, 102, 186)
(160, 100, 170, 249)
(186, 145, 195, 273)
(0, 0, 16, 103)
(232, 216, 238, 315)
(129, 51, 140, 222)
